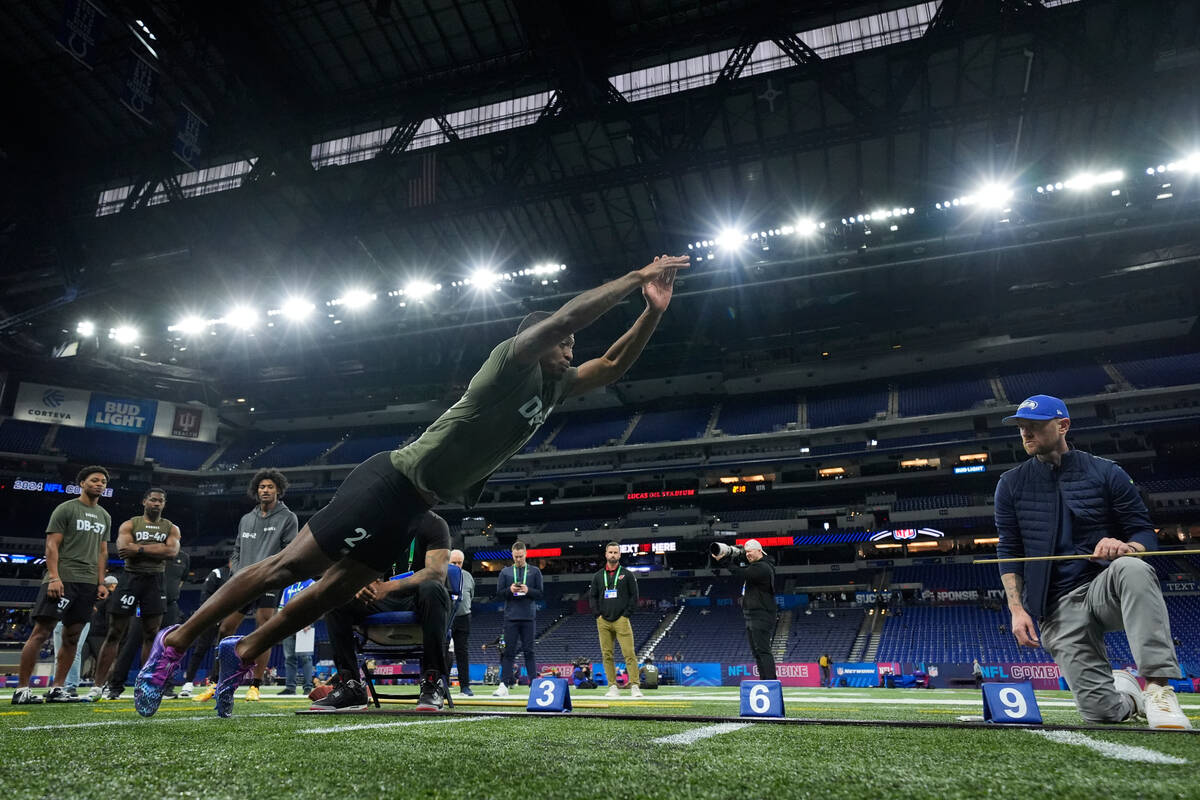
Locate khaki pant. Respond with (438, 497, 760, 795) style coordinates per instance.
(597, 616, 638, 687)
(1040, 558, 1180, 723)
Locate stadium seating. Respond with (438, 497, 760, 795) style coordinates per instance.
(890, 562, 1003, 590)
(0, 419, 49, 455)
(1113, 352, 1200, 390)
(550, 409, 633, 450)
(999, 362, 1112, 401)
(334, 428, 418, 464)
(250, 433, 334, 467)
(533, 611, 662, 665)
(715, 395, 798, 436)
(625, 407, 711, 445)
(807, 386, 888, 428)
(51, 426, 138, 465)
(783, 608, 862, 661)
(653, 605, 756, 663)
(144, 436, 219, 470)
(876, 605, 1055, 663)
(897, 376, 994, 416)
(213, 433, 275, 469)
(893, 494, 975, 512)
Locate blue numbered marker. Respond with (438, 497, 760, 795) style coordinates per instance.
(982, 681, 1042, 724)
(739, 680, 784, 718)
(526, 676, 572, 713)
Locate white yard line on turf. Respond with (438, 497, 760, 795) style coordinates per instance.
(300, 715, 501, 734)
(17, 712, 292, 730)
(651, 723, 751, 745)
(1027, 730, 1188, 764)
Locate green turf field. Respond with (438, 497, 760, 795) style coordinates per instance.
(1, 685, 1197, 800)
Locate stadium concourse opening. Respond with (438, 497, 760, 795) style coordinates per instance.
(3, 0, 1200, 795)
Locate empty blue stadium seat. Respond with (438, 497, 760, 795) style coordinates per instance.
(0, 419, 49, 455)
(626, 407, 711, 445)
(145, 436, 218, 470)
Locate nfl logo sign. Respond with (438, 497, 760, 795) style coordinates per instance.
(893, 529, 917, 540)
(172, 407, 202, 439)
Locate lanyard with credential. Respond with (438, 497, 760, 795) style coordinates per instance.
(604, 566, 621, 591)
(515, 565, 527, 586)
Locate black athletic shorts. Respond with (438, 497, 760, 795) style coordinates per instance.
(108, 572, 167, 617)
(308, 451, 433, 571)
(239, 590, 280, 615)
(32, 580, 98, 626)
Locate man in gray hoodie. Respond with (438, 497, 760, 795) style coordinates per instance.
(207, 469, 297, 702)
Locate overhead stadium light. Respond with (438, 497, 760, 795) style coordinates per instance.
(714, 228, 745, 250)
(170, 316, 208, 335)
(469, 268, 500, 289)
(1064, 169, 1123, 191)
(403, 280, 439, 300)
(794, 218, 818, 236)
(76, 320, 95, 337)
(111, 325, 138, 344)
(973, 182, 1013, 208)
(280, 297, 316, 320)
(225, 307, 257, 330)
(339, 289, 375, 310)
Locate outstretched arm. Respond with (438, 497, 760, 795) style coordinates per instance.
(512, 255, 689, 368)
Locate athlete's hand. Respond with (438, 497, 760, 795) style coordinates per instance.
(46, 578, 64, 600)
(356, 580, 385, 603)
(1010, 607, 1040, 647)
(96, 583, 109, 602)
(636, 255, 689, 313)
(1092, 537, 1138, 561)
(117, 544, 138, 559)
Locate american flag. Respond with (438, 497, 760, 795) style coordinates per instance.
(407, 152, 437, 207)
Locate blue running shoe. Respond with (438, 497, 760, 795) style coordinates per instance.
(134, 624, 186, 717)
(215, 636, 255, 718)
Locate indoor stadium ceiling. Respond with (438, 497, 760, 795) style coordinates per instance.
(1, 0, 1198, 407)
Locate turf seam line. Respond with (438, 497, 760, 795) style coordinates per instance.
(1027, 730, 1189, 763)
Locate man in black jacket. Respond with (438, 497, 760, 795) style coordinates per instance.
(588, 542, 642, 698)
(715, 539, 777, 680)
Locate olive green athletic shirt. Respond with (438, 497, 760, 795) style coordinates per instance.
(125, 515, 175, 574)
(44, 499, 111, 584)
(391, 337, 577, 506)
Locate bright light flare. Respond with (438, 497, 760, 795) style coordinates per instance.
(339, 289, 375, 310)
(76, 320, 95, 337)
(281, 297, 316, 320)
(171, 316, 208, 335)
(470, 269, 500, 289)
(1064, 169, 1124, 191)
(794, 218, 819, 236)
(403, 280, 439, 301)
(714, 228, 745, 250)
(224, 306, 257, 330)
(111, 325, 139, 344)
(973, 182, 1013, 208)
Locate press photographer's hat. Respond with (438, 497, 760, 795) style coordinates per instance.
(743, 539, 763, 551)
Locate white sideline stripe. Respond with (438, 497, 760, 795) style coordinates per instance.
(17, 712, 291, 730)
(652, 723, 751, 745)
(1028, 730, 1188, 764)
(301, 715, 499, 734)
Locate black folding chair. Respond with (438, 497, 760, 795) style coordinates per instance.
(354, 564, 463, 709)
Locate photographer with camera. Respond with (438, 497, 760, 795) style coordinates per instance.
(712, 539, 777, 681)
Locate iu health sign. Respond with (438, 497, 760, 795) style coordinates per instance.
(87, 393, 156, 434)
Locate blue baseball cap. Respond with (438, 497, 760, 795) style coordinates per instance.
(1002, 394, 1070, 423)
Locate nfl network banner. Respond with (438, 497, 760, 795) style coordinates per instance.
(87, 392, 157, 434)
(725, 662, 821, 687)
(833, 662, 879, 688)
(13, 383, 90, 427)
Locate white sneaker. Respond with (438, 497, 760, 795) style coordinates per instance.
(1144, 683, 1192, 730)
(1112, 670, 1145, 720)
(179, 681, 193, 698)
(605, 685, 620, 698)
(85, 685, 104, 702)
(491, 683, 509, 697)
(630, 685, 644, 699)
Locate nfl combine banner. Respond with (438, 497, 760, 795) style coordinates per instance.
(13, 382, 217, 443)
